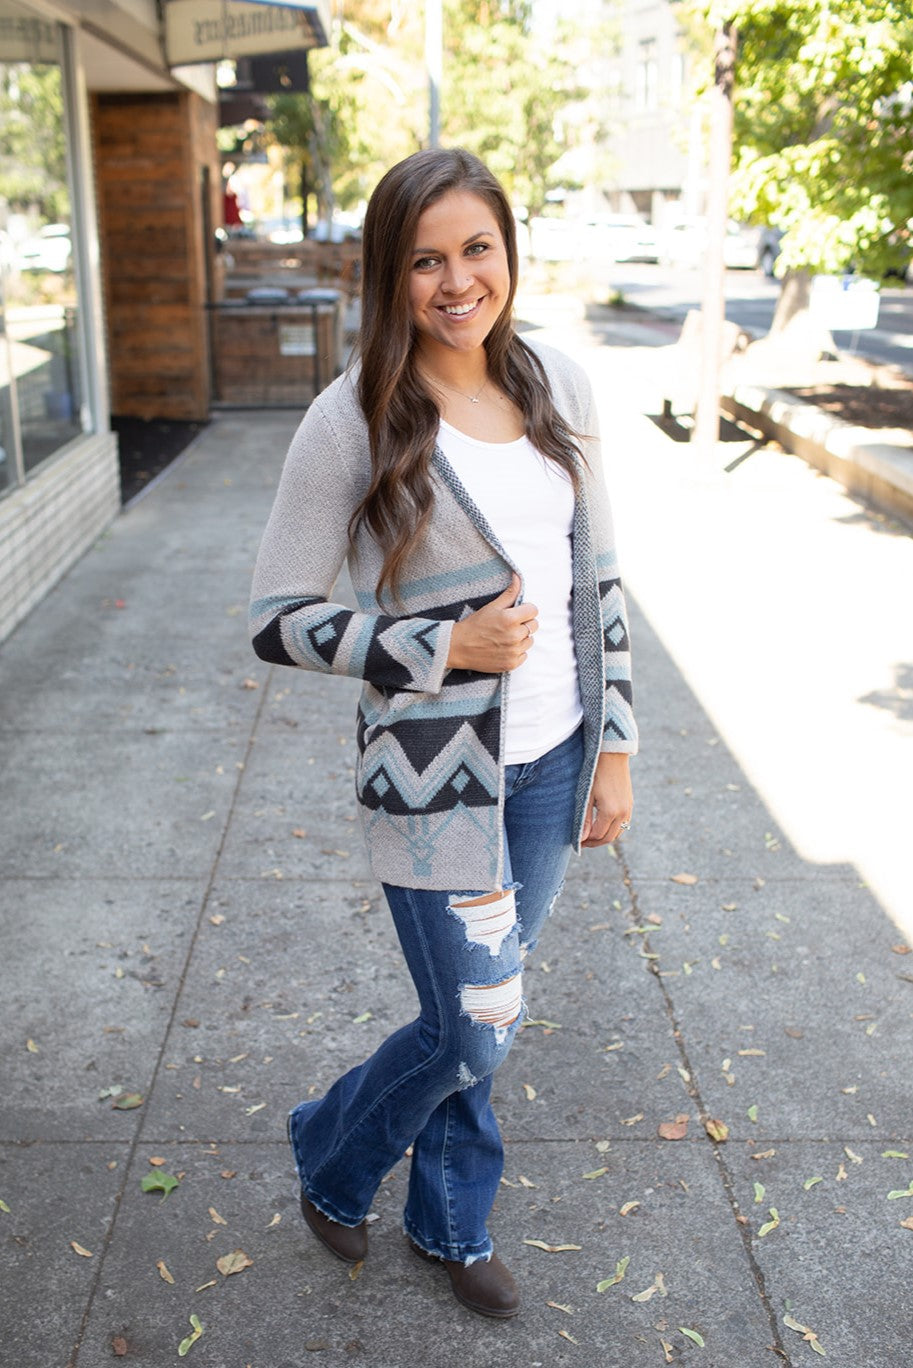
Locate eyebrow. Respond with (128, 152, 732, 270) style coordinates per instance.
(411, 230, 496, 256)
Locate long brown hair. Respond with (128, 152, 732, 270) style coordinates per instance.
(350, 148, 582, 604)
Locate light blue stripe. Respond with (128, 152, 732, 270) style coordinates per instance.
(347, 613, 376, 674)
(250, 592, 321, 619)
(375, 692, 499, 724)
(354, 556, 507, 611)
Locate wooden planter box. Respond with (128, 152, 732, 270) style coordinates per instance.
(210, 300, 343, 406)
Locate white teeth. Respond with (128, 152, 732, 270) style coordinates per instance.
(442, 301, 477, 316)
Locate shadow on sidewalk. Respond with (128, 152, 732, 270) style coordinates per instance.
(0, 415, 909, 1368)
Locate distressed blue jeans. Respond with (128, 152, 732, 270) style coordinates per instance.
(288, 724, 584, 1264)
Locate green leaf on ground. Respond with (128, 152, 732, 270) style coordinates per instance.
(758, 1208, 780, 1237)
(596, 1255, 630, 1291)
(882, 1151, 909, 1159)
(178, 1314, 204, 1357)
(680, 1327, 705, 1347)
(747, 1104, 759, 1123)
(784, 1313, 826, 1356)
(0, 1198, 10, 1214)
(804, 1177, 824, 1190)
(887, 1183, 913, 1200)
(141, 1172, 180, 1200)
(753, 1182, 765, 1204)
(112, 1093, 144, 1110)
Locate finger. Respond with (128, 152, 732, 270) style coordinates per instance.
(491, 573, 521, 607)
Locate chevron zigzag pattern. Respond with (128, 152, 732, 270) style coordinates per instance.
(359, 719, 499, 815)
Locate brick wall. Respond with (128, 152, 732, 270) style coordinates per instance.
(0, 435, 120, 643)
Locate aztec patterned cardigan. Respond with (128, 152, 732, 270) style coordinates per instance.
(250, 339, 637, 891)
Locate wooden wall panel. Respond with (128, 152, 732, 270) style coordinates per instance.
(92, 91, 219, 420)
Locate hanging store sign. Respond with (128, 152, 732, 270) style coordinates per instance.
(165, 0, 329, 66)
(0, 13, 59, 63)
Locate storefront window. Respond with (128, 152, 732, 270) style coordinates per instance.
(0, 0, 86, 496)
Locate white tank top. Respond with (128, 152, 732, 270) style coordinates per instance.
(436, 419, 583, 764)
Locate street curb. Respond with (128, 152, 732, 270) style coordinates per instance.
(722, 380, 913, 527)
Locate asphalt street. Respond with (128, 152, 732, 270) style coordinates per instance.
(1, 299, 911, 1368)
(590, 263, 913, 376)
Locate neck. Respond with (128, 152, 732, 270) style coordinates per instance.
(414, 343, 489, 393)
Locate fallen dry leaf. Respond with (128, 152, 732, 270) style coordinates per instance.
(671, 873, 698, 885)
(522, 1083, 537, 1101)
(899, 1215, 913, 1231)
(208, 1206, 226, 1225)
(704, 1118, 729, 1142)
(547, 1300, 574, 1313)
(70, 1241, 93, 1258)
(148, 1156, 166, 1167)
(751, 1149, 776, 1160)
(619, 1201, 640, 1216)
(26, 1039, 40, 1054)
(216, 1249, 253, 1277)
(523, 1239, 582, 1253)
(292, 828, 307, 839)
(658, 1114, 689, 1141)
(596, 1255, 629, 1291)
(621, 1113, 644, 1126)
(156, 1259, 175, 1284)
(112, 1336, 128, 1356)
(348, 1259, 364, 1281)
(558, 1329, 578, 1344)
(891, 944, 911, 955)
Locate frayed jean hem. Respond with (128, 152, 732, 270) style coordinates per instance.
(404, 1216, 493, 1266)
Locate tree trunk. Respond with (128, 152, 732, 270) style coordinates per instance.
(299, 159, 310, 237)
(770, 269, 811, 334)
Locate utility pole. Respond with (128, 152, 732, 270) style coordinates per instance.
(692, 19, 737, 457)
(426, 0, 442, 148)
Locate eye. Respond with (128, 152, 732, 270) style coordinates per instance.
(466, 242, 489, 257)
(413, 255, 440, 271)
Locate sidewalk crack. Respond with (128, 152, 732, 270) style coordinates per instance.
(618, 848, 794, 1368)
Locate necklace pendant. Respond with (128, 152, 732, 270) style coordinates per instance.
(469, 396, 480, 404)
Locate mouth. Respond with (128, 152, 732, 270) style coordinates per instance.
(436, 296, 484, 319)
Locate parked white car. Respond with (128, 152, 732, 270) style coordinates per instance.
(579, 214, 660, 264)
(16, 222, 71, 273)
(660, 218, 780, 272)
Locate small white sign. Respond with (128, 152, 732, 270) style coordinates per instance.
(278, 324, 315, 356)
(809, 275, 880, 332)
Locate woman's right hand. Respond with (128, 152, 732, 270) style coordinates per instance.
(446, 574, 539, 673)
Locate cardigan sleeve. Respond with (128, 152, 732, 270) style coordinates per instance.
(249, 400, 454, 694)
(579, 376, 639, 755)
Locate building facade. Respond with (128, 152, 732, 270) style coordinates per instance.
(600, 0, 699, 223)
(0, 0, 327, 643)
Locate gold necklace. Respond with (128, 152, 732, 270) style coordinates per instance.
(426, 373, 488, 405)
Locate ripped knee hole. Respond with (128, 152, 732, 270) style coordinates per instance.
(449, 888, 517, 957)
(460, 971, 522, 1030)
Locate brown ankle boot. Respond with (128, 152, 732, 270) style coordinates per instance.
(300, 1193, 367, 1264)
(410, 1240, 520, 1318)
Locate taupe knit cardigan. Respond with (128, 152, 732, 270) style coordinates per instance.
(250, 339, 637, 890)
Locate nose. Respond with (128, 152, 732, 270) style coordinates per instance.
(440, 257, 473, 294)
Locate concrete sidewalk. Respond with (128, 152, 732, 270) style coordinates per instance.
(1, 315, 911, 1368)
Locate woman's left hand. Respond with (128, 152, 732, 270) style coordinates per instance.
(581, 752, 633, 848)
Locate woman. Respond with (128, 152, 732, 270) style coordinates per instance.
(250, 148, 636, 1319)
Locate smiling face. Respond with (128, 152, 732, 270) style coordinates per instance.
(407, 189, 512, 364)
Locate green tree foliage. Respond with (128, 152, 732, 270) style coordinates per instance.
(269, 1, 585, 219)
(440, 0, 584, 219)
(684, 0, 913, 276)
(0, 62, 69, 221)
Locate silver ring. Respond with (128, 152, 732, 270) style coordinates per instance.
(620, 820, 631, 830)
